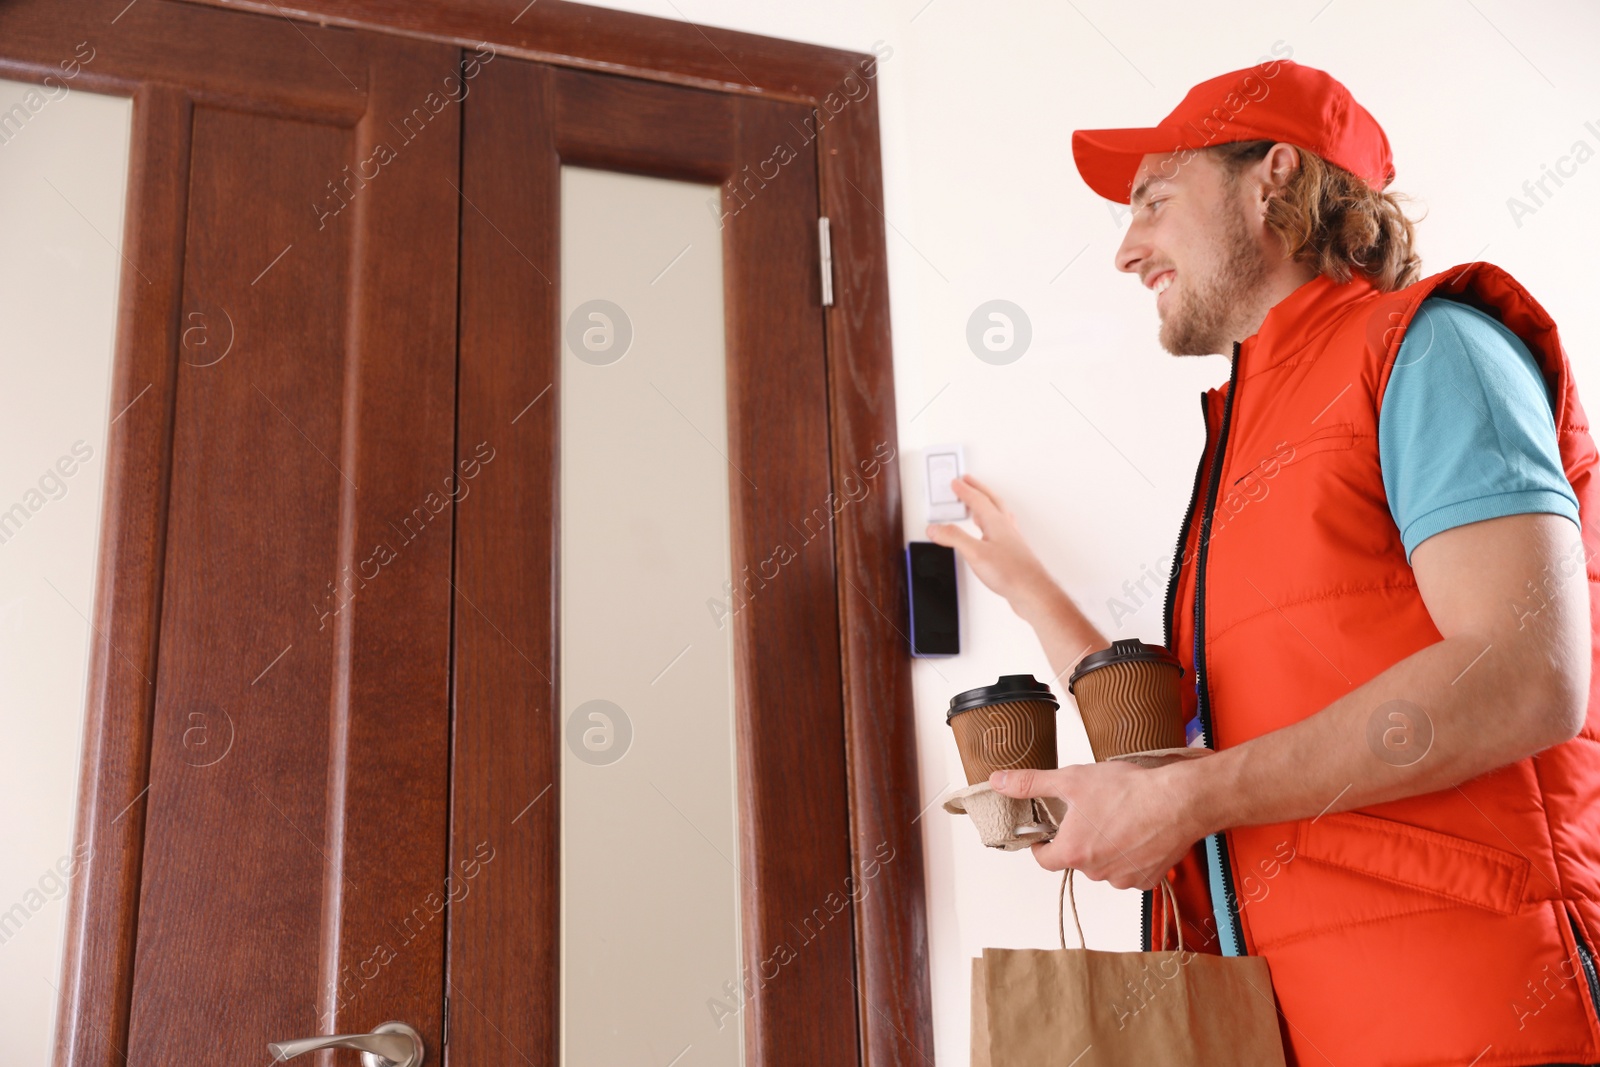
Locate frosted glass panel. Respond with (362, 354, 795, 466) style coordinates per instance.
(559, 166, 743, 1067)
(0, 79, 130, 1062)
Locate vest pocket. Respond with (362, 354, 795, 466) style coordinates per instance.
(1232, 421, 1355, 486)
(1280, 421, 1356, 464)
(1295, 810, 1531, 914)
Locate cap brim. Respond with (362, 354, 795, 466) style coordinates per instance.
(1072, 126, 1191, 204)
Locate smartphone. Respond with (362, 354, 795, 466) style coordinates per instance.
(906, 540, 959, 657)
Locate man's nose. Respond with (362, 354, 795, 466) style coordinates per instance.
(1115, 219, 1147, 276)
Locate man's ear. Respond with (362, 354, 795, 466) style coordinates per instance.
(1259, 142, 1301, 207)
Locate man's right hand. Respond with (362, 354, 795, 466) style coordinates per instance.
(924, 473, 1056, 617)
(926, 472, 1109, 683)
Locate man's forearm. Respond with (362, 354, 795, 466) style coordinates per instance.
(1172, 629, 1584, 839)
(1013, 581, 1109, 687)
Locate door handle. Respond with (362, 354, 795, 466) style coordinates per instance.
(268, 1020, 424, 1067)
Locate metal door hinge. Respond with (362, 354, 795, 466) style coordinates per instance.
(818, 216, 834, 307)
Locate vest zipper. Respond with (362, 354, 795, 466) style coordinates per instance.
(1143, 391, 1213, 952)
(1574, 912, 1600, 1024)
(1161, 393, 1211, 659)
(1193, 340, 1247, 956)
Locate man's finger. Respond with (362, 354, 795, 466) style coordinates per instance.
(953, 475, 999, 519)
(926, 521, 981, 555)
(954, 481, 1007, 538)
(1029, 839, 1068, 872)
(962, 472, 1009, 513)
(989, 767, 1066, 797)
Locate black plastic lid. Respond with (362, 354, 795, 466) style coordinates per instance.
(1066, 639, 1183, 695)
(946, 674, 1058, 723)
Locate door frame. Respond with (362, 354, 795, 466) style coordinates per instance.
(2, 1, 933, 1063)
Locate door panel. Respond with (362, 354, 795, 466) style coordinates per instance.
(450, 60, 858, 1065)
(124, 102, 353, 1064)
(0, 6, 466, 1061)
(129, 40, 461, 1064)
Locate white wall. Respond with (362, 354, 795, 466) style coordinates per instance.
(558, 0, 1600, 1061)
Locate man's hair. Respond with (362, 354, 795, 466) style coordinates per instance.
(1208, 139, 1422, 292)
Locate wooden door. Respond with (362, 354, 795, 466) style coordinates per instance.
(0, 2, 461, 1063)
(4, 3, 933, 1065)
(446, 60, 860, 1064)
(125, 51, 460, 1062)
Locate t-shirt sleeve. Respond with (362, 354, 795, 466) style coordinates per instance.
(1378, 296, 1580, 566)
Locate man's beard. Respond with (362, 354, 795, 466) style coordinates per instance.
(1158, 200, 1270, 356)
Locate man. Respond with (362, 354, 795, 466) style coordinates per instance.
(927, 60, 1600, 1066)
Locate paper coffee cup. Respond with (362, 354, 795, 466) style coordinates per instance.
(1066, 639, 1185, 761)
(946, 675, 1059, 786)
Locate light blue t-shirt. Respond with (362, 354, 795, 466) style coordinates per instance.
(1379, 296, 1580, 563)
(1203, 295, 1580, 958)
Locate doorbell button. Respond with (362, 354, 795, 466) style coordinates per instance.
(926, 444, 967, 523)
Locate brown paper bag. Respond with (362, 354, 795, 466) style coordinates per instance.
(971, 872, 1286, 1067)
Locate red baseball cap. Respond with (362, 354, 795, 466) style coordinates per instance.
(1072, 59, 1394, 204)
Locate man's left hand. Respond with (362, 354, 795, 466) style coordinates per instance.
(988, 761, 1208, 890)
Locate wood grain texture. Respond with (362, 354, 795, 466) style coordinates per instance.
(124, 100, 355, 1065)
(175, 0, 871, 103)
(817, 85, 938, 1067)
(447, 54, 561, 1067)
(0, 3, 464, 1062)
(723, 89, 860, 1066)
(0, 0, 372, 123)
(117, 32, 464, 1066)
(552, 65, 736, 182)
(311, 34, 462, 1053)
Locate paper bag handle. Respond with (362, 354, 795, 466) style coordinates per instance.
(1058, 869, 1185, 954)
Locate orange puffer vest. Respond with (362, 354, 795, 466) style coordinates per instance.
(1148, 264, 1600, 1066)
